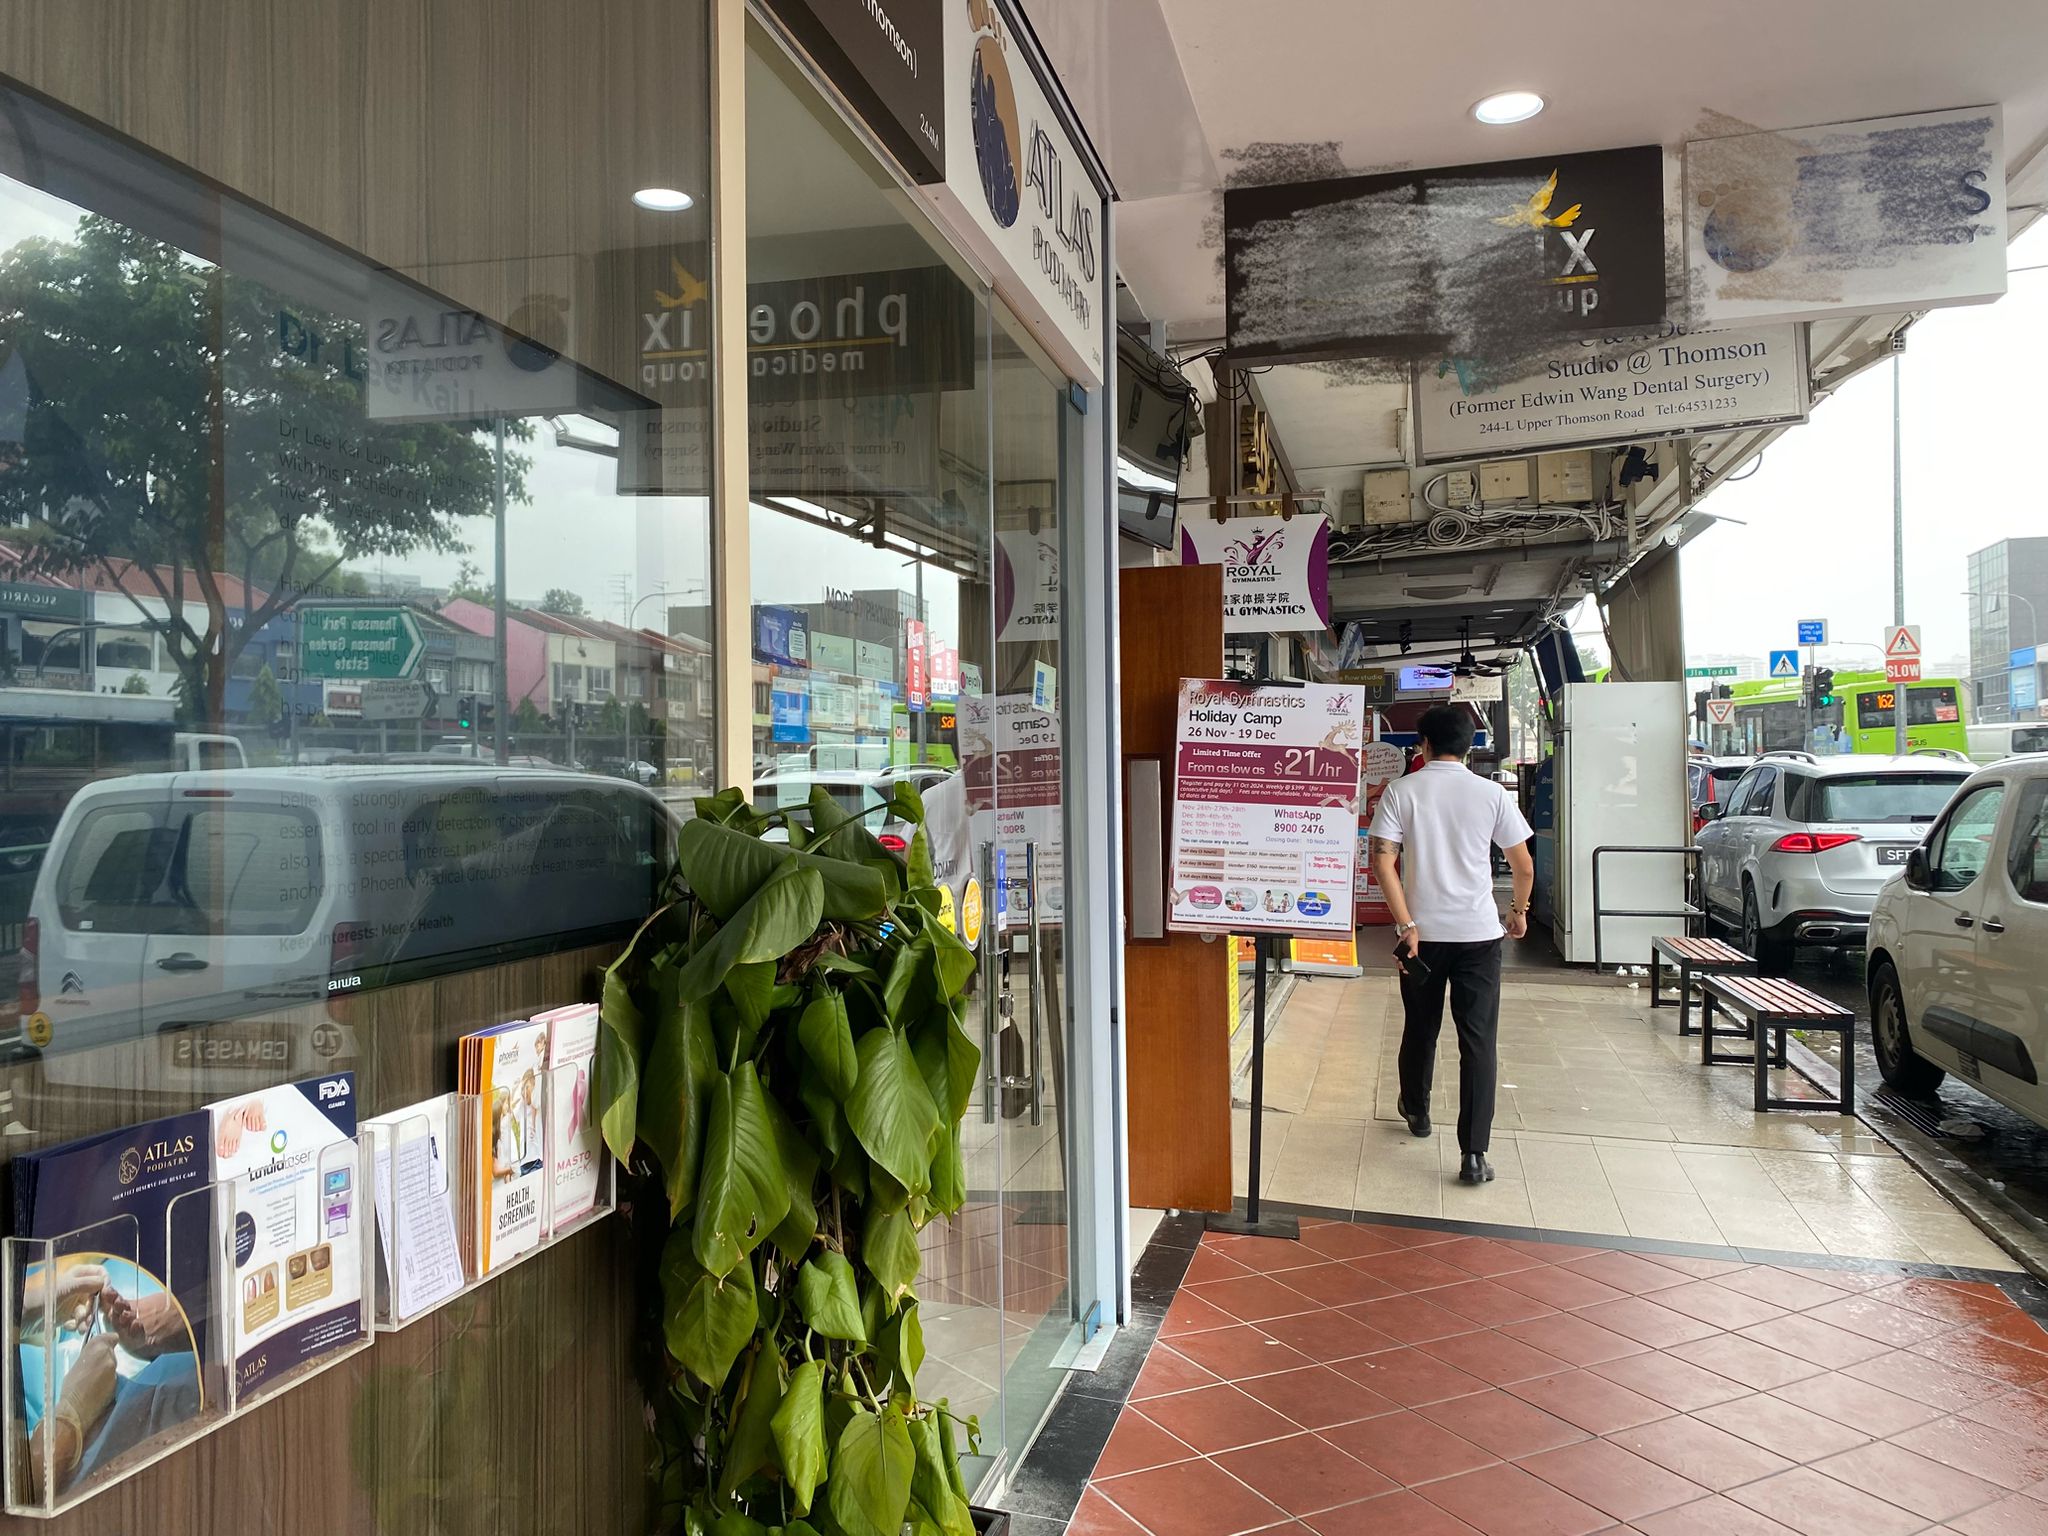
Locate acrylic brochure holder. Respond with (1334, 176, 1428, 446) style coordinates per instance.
(2, 1134, 377, 1519)
(365, 1065, 614, 1332)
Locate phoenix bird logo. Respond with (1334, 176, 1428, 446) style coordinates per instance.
(1493, 169, 1581, 230)
(654, 258, 708, 310)
(1224, 529, 1284, 566)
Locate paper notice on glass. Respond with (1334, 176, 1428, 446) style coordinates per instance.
(367, 1098, 465, 1321)
(1168, 680, 1365, 937)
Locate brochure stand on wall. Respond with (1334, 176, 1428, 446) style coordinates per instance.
(3, 1135, 377, 1520)
(365, 1066, 614, 1332)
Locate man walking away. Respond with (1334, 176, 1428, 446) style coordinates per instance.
(1369, 705, 1535, 1185)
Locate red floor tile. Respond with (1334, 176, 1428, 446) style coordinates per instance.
(1638, 1253, 1756, 1282)
(1961, 1386, 2048, 1447)
(1418, 1328, 1571, 1387)
(1766, 1370, 1944, 1437)
(1322, 1409, 1499, 1486)
(1635, 1492, 1807, 1535)
(1069, 1488, 1150, 1536)
(1771, 1264, 1899, 1294)
(1913, 1416, 2048, 1494)
(1652, 1281, 1789, 1332)
(1338, 1346, 1491, 1408)
(1417, 1387, 1590, 1460)
(1162, 1290, 1239, 1337)
(1359, 1222, 1462, 1250)
(1691, 1393, 1873, 1461)
(1665, 1334, 1826, 1392)
(1506, 1368, 1673, 1435)
(1240, 1364, 1401, 1431)
(1214, 1431, 1401, 1516)
(1502, 1312, 1651, 1368)
(1304, 1489, 1485, 1536)
(1560, 1251, 1695, 1296)
(1136, 1383, 1300, 1455)
(1725, 1465, 1933, 1536)
(1810, 1440, 2005, 1522)
(1282, 1261, 1401, 1309)
(1352, 1249, 1486, 1295)
(1915, 1326, 2048, 1391)
(1957, 1306, 2048, 1359)
(1295, 1221, 1405, 1263)
(1494, 1264, 1631, 1312)
(1733, 1314, 1890, 1372)
(1608, 1414, 1796, 1491)
(1093, 1411, 1199, 1478)
(1577, 1296, 1725, 1350)
(1094, 1456, 1290, 1536)
(1262, 1305, 1403, 1364)
(1516, 1437, 1709, 1522)
(1804, 1292, 1956, 1348)
(1190, 1272, 1328, 1324)
(1183, 1247, 1261, 1286)
(1503, 1239, 1603, 1263)
(1349, 1294, 1485, 1345)
(1711, 1267, 1854, 1313)
(1418, 1460, 1611, 1536)
(1870, 1277, 2019, 1328)
(1207, 1233, 1324, 1273)
(1589, 1351, 1751, 1413)
(1947, 1492, 2048, 1536)
(1131, 1343, 1221, 1400)
(1429, 1278, 1562, 1327)
(1170, 1322, 1317, 1382)
(1434, 1236, 1549, 1280)
(1845, 1347, 2011, 1411)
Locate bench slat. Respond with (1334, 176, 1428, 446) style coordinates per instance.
(1706, 973, 1852, 1020)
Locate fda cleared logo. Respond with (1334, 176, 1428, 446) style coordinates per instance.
(317, 1077, 352, 1103)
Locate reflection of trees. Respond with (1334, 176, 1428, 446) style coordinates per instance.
(0, 215, 529, 720)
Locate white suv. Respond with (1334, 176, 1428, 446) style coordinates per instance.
(1867, 754, 2048, 1116)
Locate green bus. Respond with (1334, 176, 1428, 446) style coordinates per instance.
(1712, 670, 1968, 756)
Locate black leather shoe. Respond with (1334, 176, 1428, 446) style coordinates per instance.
(1458, 1153, 1494, 1185)
(1399, 1099, 1431, 1138)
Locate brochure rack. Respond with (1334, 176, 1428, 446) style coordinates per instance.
(364, 1066, 615, 1332)
(3, 1134, 377, 1519)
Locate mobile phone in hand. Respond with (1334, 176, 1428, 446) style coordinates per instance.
(1393, 938, 1432, 981)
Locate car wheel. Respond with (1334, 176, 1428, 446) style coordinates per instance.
(1870, 960, 1945, 1097)
(1741, 881, 1790, 975)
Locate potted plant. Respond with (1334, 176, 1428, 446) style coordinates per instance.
(597, 784, 993, 1536)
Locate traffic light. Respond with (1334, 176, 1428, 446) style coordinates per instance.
(1693, 689, 1709, 726)
(1814, 668, 1836, 708)
(456, 694, 474, 730)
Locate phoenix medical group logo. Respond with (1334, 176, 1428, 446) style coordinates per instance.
(1493, 167, 1611, 317)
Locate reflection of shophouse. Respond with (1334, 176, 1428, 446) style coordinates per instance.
(0, 574, 88, 688)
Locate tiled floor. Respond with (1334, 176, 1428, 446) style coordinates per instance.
(1232, 974, 2012, 1270)
(1070, 1215, 2048, 1536)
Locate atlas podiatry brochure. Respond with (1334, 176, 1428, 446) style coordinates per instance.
(459, 1020, 549, 1273)
(531, 1003, 602, 1228)
(13, 1111, 214, 1478)
(208, 1073, 362, 1396)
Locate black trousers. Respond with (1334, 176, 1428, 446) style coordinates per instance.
(1397, 939, 1503, 1155)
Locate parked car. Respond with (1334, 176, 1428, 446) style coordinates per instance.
(1867, 754, 2048, 1112)
(1687, 754, 1752, 835)
(1967, 721, 2048, 765)
(1695, 750, 1970, 969)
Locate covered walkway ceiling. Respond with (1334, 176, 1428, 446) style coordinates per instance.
(1069, 0, 2048, 660)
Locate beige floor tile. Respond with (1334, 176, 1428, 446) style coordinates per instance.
(1595, 1141, 1695, 1192)
(1527, 1176, 1629, 1236)
(1614, 1186, 1727, 1245)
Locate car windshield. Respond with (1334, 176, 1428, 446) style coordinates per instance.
(2015, 726, 2048, 755)
(1785, 773, 1967, 825)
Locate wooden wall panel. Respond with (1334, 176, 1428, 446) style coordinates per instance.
(267, 0, 364, 252)
(1119, 565, 1232, 1212)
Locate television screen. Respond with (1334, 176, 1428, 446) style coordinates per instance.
(1398, 665, 1455, 692)
(1116, 336, 1195, 550)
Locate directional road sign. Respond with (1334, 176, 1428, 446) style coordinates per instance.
(300, 607, 425, 680)
(1797, 620, 1827, 646)
(1768, 650, 1800, 679)
(1705, 697, 1736, 727)
(358, 677, 437, 721)
(1685, 665, 1738, 678)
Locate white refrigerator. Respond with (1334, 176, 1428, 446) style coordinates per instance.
(1552, 682, 1690, 966)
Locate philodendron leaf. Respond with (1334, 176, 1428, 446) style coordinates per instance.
(907, 826, 934, 888)
(693, 1063, 792, 1277)
(794, 1251, 866, 1342)
(882, 936, 932, 1022)
(862, 1204, 921, 1308)
(927, 919, 977, 1000)
(596, 910, 665, 1163)
(828, 1406, 914, 1536)
(806, 785, 861, 841)
(910, 1013, 981, 1126)
(677, 816, 790, 919)
(770, 1359, 828, 1515)
(660, 1226, 756, 1389)
(845, 1027, 942, 1198)
(887, 778, 926, 826)
(766, 1092, 820, 1263)
(797, 991, 859, 1098)
(709, 1512, 768, 1536)
(641, 993, 717, 1219)
(674, 864, 825, 1003)
(925, 1128, 965, 1216)
(717, 1342, 784, 1500)
(724, 960, 777, 1035)
(906, 1411, 973, 1536)
(875, 1300, 925, 1392)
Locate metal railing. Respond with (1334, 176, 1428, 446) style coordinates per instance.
(1590, 844, 1704, 972)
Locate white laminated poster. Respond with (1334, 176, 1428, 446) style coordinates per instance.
(1168, 680, 1365, 936)
(365, 1096, 465, 1322)
(532, 1004, 602, 1229)
(208, 1073, 362, 1394)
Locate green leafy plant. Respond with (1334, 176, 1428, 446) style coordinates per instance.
(597, 781, 984, 1536)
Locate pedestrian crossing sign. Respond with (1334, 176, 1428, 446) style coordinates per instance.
(1768, 650, 1799, 678)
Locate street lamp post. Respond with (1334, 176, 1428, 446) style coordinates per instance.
(1964, 590, 2042, 720)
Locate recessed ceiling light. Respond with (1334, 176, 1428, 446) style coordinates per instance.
(632, 187, 695, 212)
(1472, 91, 1545, 126)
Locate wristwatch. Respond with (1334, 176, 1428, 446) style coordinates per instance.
(1394, 920, 1419, 937)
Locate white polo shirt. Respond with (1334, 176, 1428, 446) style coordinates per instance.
(1368, 760, 1534, 942)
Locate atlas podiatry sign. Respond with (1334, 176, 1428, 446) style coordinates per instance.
(1167, 680, 1365, 938)
(1178, 515, 1333, 634)
(762, 0, 945, 184)
(1412, 324, 1807, 462)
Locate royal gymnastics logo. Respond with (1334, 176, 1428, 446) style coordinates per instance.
(967, 0, 1021, 229)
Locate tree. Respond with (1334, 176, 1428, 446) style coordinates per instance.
(120, 672, 151, 695)
(0, 214, 531, 723)
(539, 587, 587, 618)
(247, 662, 284, 728)
(512, 697, 544, 735)
(448, 557, 491, 605)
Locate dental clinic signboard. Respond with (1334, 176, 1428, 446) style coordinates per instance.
(1179, 514, 1333, 634)
(1413, 324, 1808, 462)
(1168, 680, 1365, 938)
(926, 0, 1104, 386)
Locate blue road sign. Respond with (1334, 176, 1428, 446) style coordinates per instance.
(1768, 650, 1800, 679)
(1797, 620, 1827, 646)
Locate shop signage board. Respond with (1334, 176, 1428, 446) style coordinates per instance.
(754, 605, 809, 667)
(926, 0, 1104, 386)
(301, 608, 424, 680)
(0, 581, 84, 620)
(811, 632, 857, 674)
(1225, 146, 1666, 367)
(1178, 514, 1333, 634)
(856, 640, 894, 680)
(2013, 667, 2039, 712)
(1167, 679, 1365, 937)
(1413, 324, 1806, 462)
(905, 619, 928, 710)
(760, 0, 946, 185)
(362, 268, 589, 424)
(358, 678, 435, 722)
(2014, 645, 2039, 670)
(771, 680, 811, 744)
(1685, 106, 2006, 327)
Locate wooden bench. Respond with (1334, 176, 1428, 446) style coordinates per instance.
(1699, 974, 1856, 1114)
(1650, 935, 1759, 1038)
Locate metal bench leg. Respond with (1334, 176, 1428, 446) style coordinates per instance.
(1839, 1027, 1855, 1114)
(1774, 1024, 1788, 1069)
(1700, 991, 1716, 1065)
(1650, 951, 1664, 1009)
(1755, 1032, 1770, 1113)
(1678, 962, 1695, 1037)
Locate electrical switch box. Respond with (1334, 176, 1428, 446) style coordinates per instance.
(1537, 450, 1596, 503)
(1442, 469, 1478, 507)
(1362, 467, 1413, 525)
(1480, 459, 1531, 505)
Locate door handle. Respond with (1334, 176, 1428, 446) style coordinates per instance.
(979, 841, 997, 1124)
(1024, 841, 1044, 1128)
(156, 953, 210, 972)
(1953, 915, 1975, 930)
(1983, 918, 2007, 935)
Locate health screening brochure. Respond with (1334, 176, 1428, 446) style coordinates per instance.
(1168, 680, 1365, 937)
(209, 1074, 362, 1395)
(460, 1020, 550, 1272)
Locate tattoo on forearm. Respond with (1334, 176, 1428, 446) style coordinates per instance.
(1369, 837, 1398, 861)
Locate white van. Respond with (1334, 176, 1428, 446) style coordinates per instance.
(1967, 721, 2048, 765)
(16, 766, 674, 1074)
